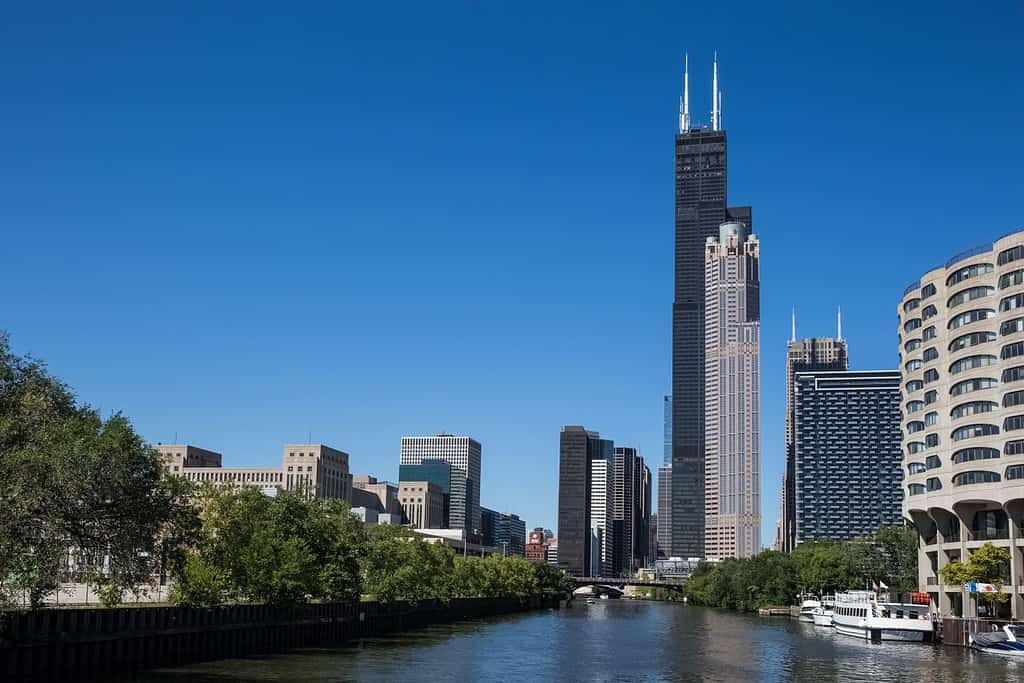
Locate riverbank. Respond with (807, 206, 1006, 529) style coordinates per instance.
(0, 596, 559, 681)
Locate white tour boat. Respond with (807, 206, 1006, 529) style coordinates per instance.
(832, 591, 933, 642)
(798, 595, 821, 623)
(972, 624, 1024, 656)
(811, 596, 835, 627)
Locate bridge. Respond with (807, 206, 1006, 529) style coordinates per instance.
(572, 576, 685, 591)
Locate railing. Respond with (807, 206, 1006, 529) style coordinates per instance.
(926, 576, 939, 586)
(903, 280, 922, 297)
(946, 243, 992, 269)
(969, 528, 1010, 541)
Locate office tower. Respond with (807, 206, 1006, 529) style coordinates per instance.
(639, 459, 653, 568)
(488, 512, 526, 556)
(656, 464, 672, 558)
(556, 426, 613, 576)
(704, 221, 761, 559)
(671, 53, 752, 559)
(589, 457, 612, 575)
(352, 475, 403, 517)
(649, 512, 659, 565)
(400, 434, 481, 533)
(611, 447, 637, 575)
(663, 396, 672, 464)
(792, 370, 902, 543)
(780, 316, 850, 552)
(901, 229, 1024, 619)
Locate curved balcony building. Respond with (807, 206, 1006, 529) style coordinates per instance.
(900, 228, 1024, 618)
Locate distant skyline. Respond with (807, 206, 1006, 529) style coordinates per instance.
(1, 2, 1021, 541)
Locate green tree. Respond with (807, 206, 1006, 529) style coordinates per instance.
(171, 487, 366, 607)
(0, 333, 199, 608)
(939, 542, 1011, 610)
(360, 525, 454, 604)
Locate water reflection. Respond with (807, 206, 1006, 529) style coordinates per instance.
(134, 601, 1024, 682)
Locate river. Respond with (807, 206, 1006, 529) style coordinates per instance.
(135, 600, 1023, 682)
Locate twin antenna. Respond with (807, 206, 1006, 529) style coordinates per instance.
(679, 51, 722, 133)
(790, 307, 844, 343)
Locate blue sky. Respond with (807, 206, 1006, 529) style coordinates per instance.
(2, 2, 1021, 543)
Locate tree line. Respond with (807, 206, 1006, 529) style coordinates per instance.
(681, 526, 919, 611)
(0, 334, 573, 609)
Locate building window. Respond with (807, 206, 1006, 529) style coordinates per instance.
(926, 477, 942, 491)
(951, 377, 998, 396)
(952, 424, 1000, 441)
(924, 369, 940, 384)
(907, 441, 926, 455)
(999, 245, 1024, 266)
(923, 347, 940, 363)
(904, 298, 921, 313)
(952, 470, 1001, 486)
(905, 339, 922, 353)
(922, 283, 937, 298)
(1006, 440, 1024, 456)
(1006, 465, 1024, 480)
(951, 401, 999, 419)
(950, 331, 997, 352)
(953, 447, 999, 464)
(926, 433, 941, 448)
(908, 462, 927, 475)
(1005, 415, 1024, 432)
(1001, 293, 1024, 313)
(948, 309, 996, 330)
(924, 390, 938, 405)
(1002, 318, 1024, 337)
(905, 380, 924, 393)
(948, 262, 994, 287)
(922, 326, 937, 341)
(906, 420, 925, 433)
(950, 355, 998, 374)
(948, 286, 995, 309)
(925, 411, 939, 427)
(925, 454, 942, 469)
(904, 318, 922, 334)
(922, 304, 938, 321)
(908, 484, 926, 496)
(906, 359, 922, 372)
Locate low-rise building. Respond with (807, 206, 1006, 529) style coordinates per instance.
(398, 481, 446, 528)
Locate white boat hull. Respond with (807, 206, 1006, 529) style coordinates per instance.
(812, 612, 833, 627)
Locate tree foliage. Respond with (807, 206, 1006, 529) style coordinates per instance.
(683, 526, 920, 611)
(171, 487, 367, 607)
(0, 333, 198, 608)
(938, 542, 1011, 608)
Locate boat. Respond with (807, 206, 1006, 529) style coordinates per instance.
(972, 624, 1024, 656)
(798, 595, 821, 623)
(812, 595, 835, 627)
(832, 591, 933, 642)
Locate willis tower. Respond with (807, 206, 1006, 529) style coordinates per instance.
(671, 53, 751, 559)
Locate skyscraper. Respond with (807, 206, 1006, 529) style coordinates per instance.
(400, 434, 481, 534)
(792, 370, 902, 544)
(671, 53, 752, 559)
(589, 457, 612, 575)
(656, 464, 672, 558)
(704, 221, 761, 559)
(780, 318, 849, 552)
(556, 426, 613, 576)
(612, 447, 638, 575)
(663, 395, 672, 465)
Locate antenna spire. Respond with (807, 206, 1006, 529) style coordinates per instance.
(679, 53, 691, 133)
(711, 51, 721, 131)
(791, 308, 796, 343)
(837, 306, 843, 341)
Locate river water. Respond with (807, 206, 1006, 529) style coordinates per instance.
(137, 600, 1023, 682)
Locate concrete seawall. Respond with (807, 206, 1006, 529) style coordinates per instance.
(0, 597, 557, 681)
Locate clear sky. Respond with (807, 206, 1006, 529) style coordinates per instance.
(2, 2, 1021, 543)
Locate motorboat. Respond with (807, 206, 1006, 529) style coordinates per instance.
(972, 624, 1024, 656)
(811, 605, 833, 627)
(832, 591, 933, 642)
(798, 596, 821, 623)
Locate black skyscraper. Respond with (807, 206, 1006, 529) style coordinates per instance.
(671, 55, 751, 558)
(556, 426, 612, 576)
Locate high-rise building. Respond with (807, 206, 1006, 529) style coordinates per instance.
(611, 447, 637, 575)
(780, 322, 849, 551)
(656, 464, 672, 559)
(352, 475, 403, 517)
(671, 53, 752, 559)
(589, 457, 612, 575)
(484, 510, 526, 556)
(556, 426, 613, 576)
(525, 528, 548, 563)
(900, 229, 1024, 619)
(704, 221, 761, 559)
(663, 396, 672, 465)
(792, 370, 902, 543)
(400, 434, 481, 533)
